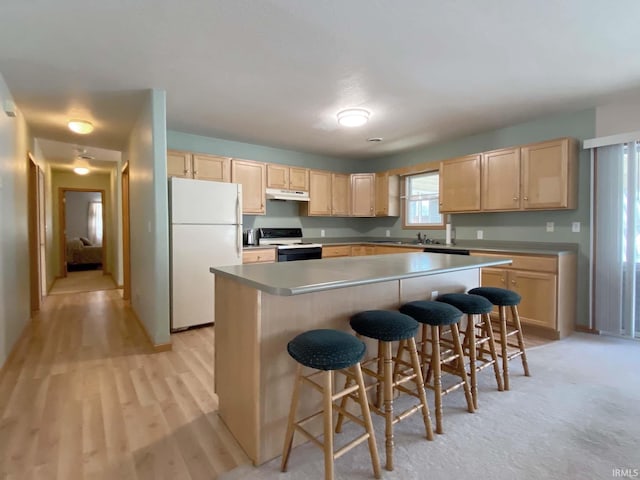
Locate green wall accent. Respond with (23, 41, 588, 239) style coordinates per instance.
(167, 130, 360, 173)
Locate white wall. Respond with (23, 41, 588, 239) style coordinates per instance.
(127, 89, 170, 345)
(0, 73, 31, 369)
(596, 96, 640, 137)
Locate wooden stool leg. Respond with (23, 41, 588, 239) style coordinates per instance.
(375, 341, 384, 408)
(421, 325, 433, 383)
(499, 306, 510, 390)
(430, 325, 443, 434)
(334, 373, 354, 434)
(353, 363, 382, 479)
(281, 363, 303, 472)
(383, 341, 394, 471)
(407, 337, 434, 440)
(483, 313, 504, 392)
(466, 314, 478, 410)
(323, 370, 334, 480)
(512, 305, 531, 377)
(451, 323, 474, 414)
(393, 339, 406, 381)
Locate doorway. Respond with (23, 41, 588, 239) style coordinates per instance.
(52, 188, 113, 295)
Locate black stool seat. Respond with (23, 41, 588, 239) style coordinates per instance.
(350, 310, 419, 342)
(437, 293, 493, 314)
(468, 287, 521, 306)
(287, 329, 366, 371)
(400, 301, 463, 326)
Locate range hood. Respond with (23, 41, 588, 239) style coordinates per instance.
(265, 188, 310, 202)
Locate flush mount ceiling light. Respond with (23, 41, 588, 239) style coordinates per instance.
(337, 108, 370, 127)
(73, 167, 90, 175)
(68, 119, 94, 134)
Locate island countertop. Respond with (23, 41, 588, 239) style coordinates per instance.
(210, 252, 512, 296)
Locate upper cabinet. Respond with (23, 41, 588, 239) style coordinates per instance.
(521, 138, 577, 210)
(351, 173, 375, 217)
(481, 147, 521, 211)
(301, 170, 332, 216)
(331, 173, 350, 216)
(375, 172, 400, 217)
(267, 164, 310, 191)
(440, 154, 481, 213)
(481, 138, 577, 212)
(167, 150, 230, 182)
(231, 159, 266, 215)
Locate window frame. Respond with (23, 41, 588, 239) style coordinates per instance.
(401, 170, 445, 230)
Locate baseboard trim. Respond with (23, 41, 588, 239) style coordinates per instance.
(129, 306, 172, 353)
(575, 325, 600, 335)
(0, 320, 31, 382)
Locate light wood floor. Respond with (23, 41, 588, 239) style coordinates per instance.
(0, 289, 249, 480)
(49, 270, 117, 296)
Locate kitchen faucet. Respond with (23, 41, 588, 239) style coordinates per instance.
(417, 232, 423, 243)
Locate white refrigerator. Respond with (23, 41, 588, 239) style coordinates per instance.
(170, 177, 243, 330)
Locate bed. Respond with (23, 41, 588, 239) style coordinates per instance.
(66, 237, 103, 270)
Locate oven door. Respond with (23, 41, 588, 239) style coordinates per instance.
(278, 247, 323, 262)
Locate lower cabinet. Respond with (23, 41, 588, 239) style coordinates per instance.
(351, 245, 375, 256)
(374, 246, 422, 255)
(471, 251, 576, 339)
(321, 245, 352, 258)
(242, 248, 276, 264)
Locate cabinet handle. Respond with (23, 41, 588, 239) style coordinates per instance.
(501, 278, 505, 283)
(511, 280, 516, 285)
(523, 197, 528, 201)
(513, 197, 518, 201)
(439, 202, 443, 206)
(194, 170, 198, 175)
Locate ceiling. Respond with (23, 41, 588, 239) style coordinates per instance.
(1, 1, 640, 161)
(37, 139, 121, 174)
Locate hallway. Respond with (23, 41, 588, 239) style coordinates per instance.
(0, 290, 248, 479)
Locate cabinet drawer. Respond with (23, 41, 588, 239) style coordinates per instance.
(242, 248, 276, 264)
(351, 245, 375, 256)
(471, 252, 557, 273)
(322, 245, 352, 258)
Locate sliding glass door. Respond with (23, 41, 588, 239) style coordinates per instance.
(593, 141, 639, 338)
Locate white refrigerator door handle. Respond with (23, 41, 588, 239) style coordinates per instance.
(237, 224, 242, 256)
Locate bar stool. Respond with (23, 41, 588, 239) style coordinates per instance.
(336, 310, 434, 471)
(468, 287, 530, 390)
(399, 300, 474, 434)
(281, 329, 381, 480)
(436, 293, 504, 409)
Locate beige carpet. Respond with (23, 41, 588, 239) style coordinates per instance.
(49, 270, 117, 295)
(221, 333, 640, 480)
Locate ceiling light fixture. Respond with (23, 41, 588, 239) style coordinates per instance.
(68, 119, 94, 134)
(337, 108, 370, 127)
(73, 167, 90, 175)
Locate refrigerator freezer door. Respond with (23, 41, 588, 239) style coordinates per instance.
(171, 224, 242, 330)
(171, 177, 242, 225)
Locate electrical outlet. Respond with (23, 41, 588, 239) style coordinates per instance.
(430, 290, 439, 300)
(572, 222, 581, 233)
(476, 230, 484, 240)
(546, 222, 554, 232)
(385, 230, 391, 237)
(320, 229, 325, 237)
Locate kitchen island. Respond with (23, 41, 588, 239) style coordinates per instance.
(210, 252, 511, 465)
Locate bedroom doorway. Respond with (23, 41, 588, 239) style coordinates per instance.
(58, 188, 106, 278)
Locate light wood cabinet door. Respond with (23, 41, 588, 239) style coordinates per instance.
(508, 270, 557, 329)
(440, 154, 481, 212)
(193, 154, 230, 182)
(375, 172, 400, 216)
(289, 167, 309, 191)
(521, 138, 576, 210)
(481, 148, 521, 211)
(351, 173, 375, 217)
(167, 150, 191, 178)
(266, 164, 289, 189)
(331, 173, 350, 216)
(231, 159, 266, 215)
(307, 170, 332, 216)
